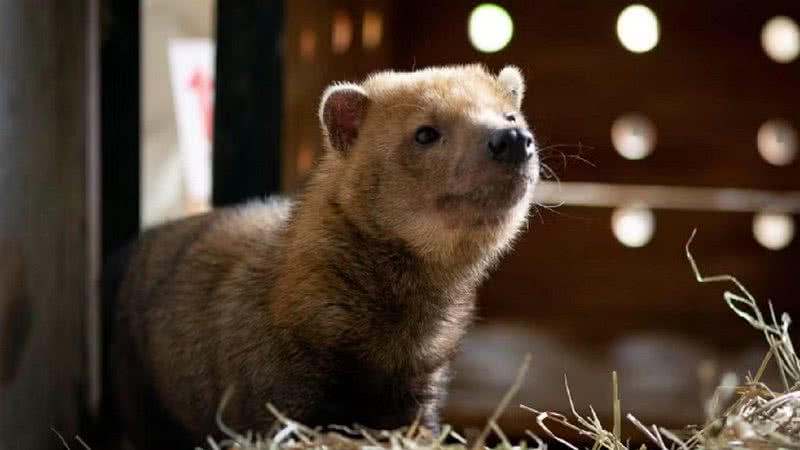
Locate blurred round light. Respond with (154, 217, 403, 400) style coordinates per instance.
(469, 4, 514, 53)
(753, 212, 795, 250)
(362, 10, 383, 50)
(332, 12, 353, 54)
(612, 204, 655, 248)
(616, 4, 660, 53)
(757, 119, 797, 166)
(296, 143, 315, 175)
(611, 113, 657, 160)
(299, 27, 317, 61)
(761, 16, 800, 63)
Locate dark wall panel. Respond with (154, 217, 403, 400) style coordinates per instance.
(213, 0, 284, 205)
(101, 0, 140, 259)
(0, 1, 92, 448)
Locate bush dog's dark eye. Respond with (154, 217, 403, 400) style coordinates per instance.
(505, 113, 516, 122)
(414, 126, 441, 145)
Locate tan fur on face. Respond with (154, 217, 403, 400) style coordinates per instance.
(317, 64, 538, 266)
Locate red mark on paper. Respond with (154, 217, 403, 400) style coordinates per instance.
(189, 67, 214, 141)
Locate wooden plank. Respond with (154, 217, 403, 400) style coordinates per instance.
(213, 0, 284, 205)
(0, 1, 91, 448)
(101, 0, 140, 259)
(534, 181, 800, 213)
(98, 2, 139, 441)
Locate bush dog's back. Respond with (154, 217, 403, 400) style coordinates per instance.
(107, 64, 539, 449)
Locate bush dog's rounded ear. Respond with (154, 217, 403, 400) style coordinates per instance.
(497, 66, 525, 109)
(319, 83, 370, 152)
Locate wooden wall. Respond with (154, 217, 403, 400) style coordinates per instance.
(389, 0, 800, 435)
(0, 1, 93, 449)
(281, 0, 800, 438)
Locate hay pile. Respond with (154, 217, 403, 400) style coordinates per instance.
(213, 231, 799, 450)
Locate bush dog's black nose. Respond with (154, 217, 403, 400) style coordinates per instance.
(488, 127, 534, 165)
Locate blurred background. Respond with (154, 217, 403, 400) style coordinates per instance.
(1, 1, 798, 449)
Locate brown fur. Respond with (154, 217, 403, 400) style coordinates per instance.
(106, 64, 538, 449)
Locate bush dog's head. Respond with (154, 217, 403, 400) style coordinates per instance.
(316, 65, 538, 266)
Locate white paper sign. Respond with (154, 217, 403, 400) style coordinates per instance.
(168, 38, 215, 209)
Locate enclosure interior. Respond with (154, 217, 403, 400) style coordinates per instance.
(138, 0, 800, 438)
